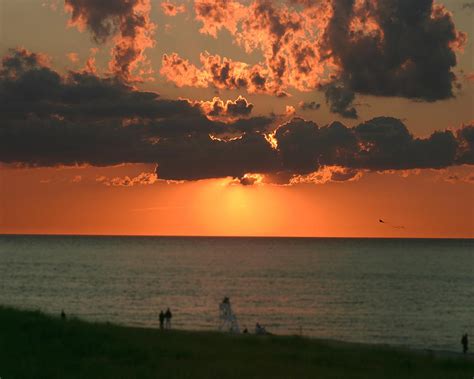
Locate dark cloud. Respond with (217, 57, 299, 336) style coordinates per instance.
(226, 96, 254, 116)
(198, 96, 254, 118)
(298, 101, 320, 111)
(456, 125, 474, 164)
(1, 48, 473, 184)
(65, 0, 135, 43)
(154, 132, 279, 181)
(239, 174, 261, 186)
(352, 117, 459, 170)
(0, 48, 50, 75)
(0, 49, 199, 122)
(274, 118, 359, 173)
(323, 83, 358, 119)
(64, 0, 155, 80)
(322, 0, 466, 102)
(275, 118, 321, 174)
(274, 116, 466, 173)
(0, 48, 275, 176)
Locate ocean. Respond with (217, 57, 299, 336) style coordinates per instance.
(0, 235, 472, 352)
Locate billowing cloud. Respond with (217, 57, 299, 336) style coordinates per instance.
(65, 0, 155, 81)
(161, 1, 186, 16)
(321, 0, 466, 102)
(97, 171, 158, 186)
(0, 49, 199, 123)
(0, 48, 51, 73)
(352, 117, 460, 170)
(195, 96, 254, 120)
(171, 0, 467, 117)
(235, 173, 264, 186)
(66, 52, 80, 63)
(456, 125, 474, 165)
(160, 52, 278, 94)
(290, 166, 363, 184)
(194, 0, 246, 37)
(323, 82, 357, 119)
(285, 105, 296, 116)
(160, 53, 209, 88)
(298, 101, 320, 111)
(160, 0, 332, 94)
(195, 0, 331, 90)
(1, 48, 473, 184)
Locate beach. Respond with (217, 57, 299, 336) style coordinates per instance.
(0, 306, 472, 379)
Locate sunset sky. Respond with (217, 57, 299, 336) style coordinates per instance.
(0, 0, 473, 237)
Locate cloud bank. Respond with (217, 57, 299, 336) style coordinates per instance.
(1, 48, 473, 184)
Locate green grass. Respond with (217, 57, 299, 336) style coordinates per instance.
(0, 306, 472, 378)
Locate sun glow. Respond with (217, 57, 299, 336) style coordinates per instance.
(192, 178, 283, 236)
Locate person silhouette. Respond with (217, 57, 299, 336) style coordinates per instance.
(462, 333, 469, 354)
(61, 309, 66, 320)
(165, 308, 172, 329)
(219, 297, 239, 333)
(159, 310, 165, 330)
(255, 322, 266, 335)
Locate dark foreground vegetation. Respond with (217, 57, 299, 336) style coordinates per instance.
(0, 306, 472, 378)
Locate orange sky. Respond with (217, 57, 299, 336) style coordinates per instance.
(0, 0, 473, 238)
(1, 164, 473, 238)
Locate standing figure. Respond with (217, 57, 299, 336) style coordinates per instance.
(461, 333, 469, 354)
(60, 309, 66, 320)
(255, 322, 267, 335)
(219, 297, 240, 333)
(159, 310, 165, 330)
(165, 308, 172, 329)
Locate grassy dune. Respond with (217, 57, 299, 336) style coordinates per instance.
(0, 306, 472, 378)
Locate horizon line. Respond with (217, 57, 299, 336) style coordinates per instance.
(0, 233, 473, 240)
